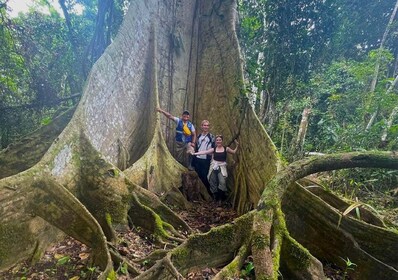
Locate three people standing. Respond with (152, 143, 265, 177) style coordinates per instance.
(157, 108, 239, 202)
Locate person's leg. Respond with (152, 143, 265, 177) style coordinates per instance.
(175, 141, 185, 166)
(175, 142, 188, 167)
(203, 159, 211, 190)
(217, 173, 227, 201)
(195, 159, 211, 193)
(209, 170, 219, 199)
(217, 173, 227, 192)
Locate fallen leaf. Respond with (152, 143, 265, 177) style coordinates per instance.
(54, 253, 65, 260)
(79, 252, 90, 260)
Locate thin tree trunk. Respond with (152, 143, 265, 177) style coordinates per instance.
(366, 0, 398, 130)
(58, 0, 84, 93)
(380, 74, 398, 143)
(292, 107, 311, 159)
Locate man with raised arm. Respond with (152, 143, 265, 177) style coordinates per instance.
(157, 108, 196, 170)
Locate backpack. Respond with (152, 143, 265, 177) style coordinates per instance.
(196, 133, 215, 160)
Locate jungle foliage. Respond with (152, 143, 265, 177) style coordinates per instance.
(238, 0, 398, 159)
(0, 0, 127, 148)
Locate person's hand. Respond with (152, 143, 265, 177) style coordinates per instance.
(190, 142, 196, 147)
(234, 139, 239, 146)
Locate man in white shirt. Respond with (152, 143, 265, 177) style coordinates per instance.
(193, 120, 214, 193)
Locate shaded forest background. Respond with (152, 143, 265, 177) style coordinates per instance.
(1, 0, 397, 216)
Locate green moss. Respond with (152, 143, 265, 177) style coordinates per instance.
(287, 238, 311, 270)
(153, 214, 168, 238)
(173, 246, 190, 263)
(190, 224, 235, 254)
(226, 258, 239, 271)
(221, 243, 250, 277)
(114, 169, 120, 177)
(106, 269, 117, 280)
(76, 136, 130, 226)
(257, 209, 273, 222)
(0, 223, 35, 267)
(105, 213, 112, 225)
(172, 221, 247, 269)
(252, 234, 270, 250)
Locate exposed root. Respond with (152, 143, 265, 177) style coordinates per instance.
(128, 193, 188, 245)
(133, 249, 169, 267)
(251, 209, 275, 279)
(163, 254, 184, 279)
(280, 234, 325, 280)
(212, 242, 251, 280)
(131, 182, 191, 233)
(299, 178, 385, 227)
(162, 222, 186, 240)
(283, 182, 398, 278)
(108, 247, 140, 277)
(132, 212, 255, 279)
(136, 253, 183, 280)
(0, 172, 114, 279)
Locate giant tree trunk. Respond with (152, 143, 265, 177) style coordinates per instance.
(0, 0, 397, 279)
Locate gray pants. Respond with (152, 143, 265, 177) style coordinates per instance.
(175, 141, 194, 168)
(209, 169, 227, 194)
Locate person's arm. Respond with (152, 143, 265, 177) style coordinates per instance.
(157, 107, 175, 120)
(190, 129, 197, 147)
(192, 148, 213, 156)
(226, 140, 239, 154)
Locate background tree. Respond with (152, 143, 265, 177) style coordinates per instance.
(0, 0, 126, 149)
(238, 0, 398, 160)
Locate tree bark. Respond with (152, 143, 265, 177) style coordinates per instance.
(292, 107, 311, 159)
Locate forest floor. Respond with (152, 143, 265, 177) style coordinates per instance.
(0, 188, 396, 280)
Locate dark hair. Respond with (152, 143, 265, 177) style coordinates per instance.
(215, 135, 223, 140)
(182, 110, 190, 115)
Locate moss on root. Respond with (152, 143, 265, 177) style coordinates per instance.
(78, 134, 130, 229)
(0, 223, 35, 268)
(170, 213, 254, 273)
(283, 237, 312, 270)
(252, 234, 270, 250)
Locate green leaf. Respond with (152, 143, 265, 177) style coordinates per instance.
(57, 256, 70, 265)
